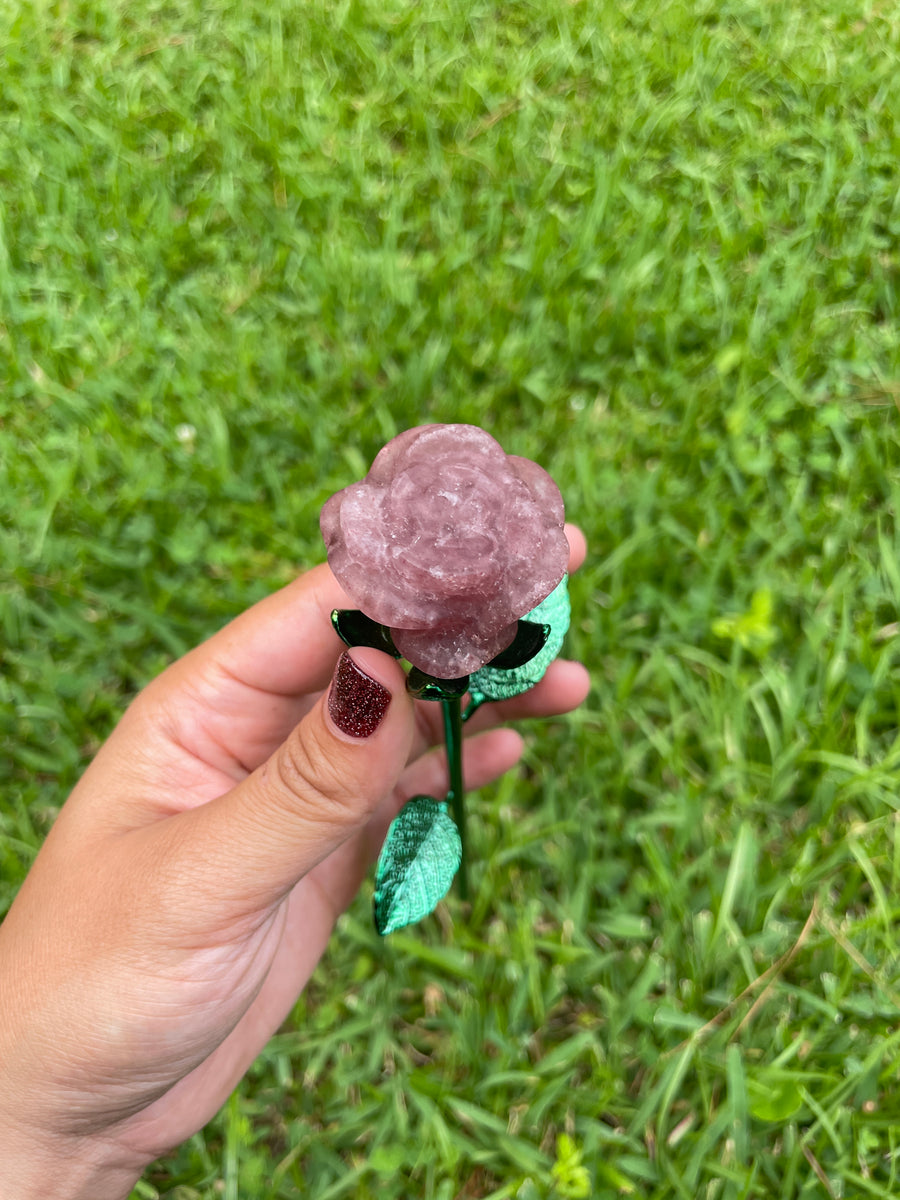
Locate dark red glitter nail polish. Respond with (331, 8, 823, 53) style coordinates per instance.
(328, 652, 391, 738)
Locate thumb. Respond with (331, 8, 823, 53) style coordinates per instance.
(166, 647, 415, 913)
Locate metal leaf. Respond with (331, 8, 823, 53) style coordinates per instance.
(373, 797, 462, 936)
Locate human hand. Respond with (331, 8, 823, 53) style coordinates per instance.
(0, 529, 588, 1200)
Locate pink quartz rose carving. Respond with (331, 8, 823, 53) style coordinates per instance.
(320, 424, 568, 678)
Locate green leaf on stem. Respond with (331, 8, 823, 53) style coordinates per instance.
(374, 797, 462, 936)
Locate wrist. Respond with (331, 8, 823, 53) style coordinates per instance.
(0, 943, 144, 1199)
(0, 1121, 141, 1200)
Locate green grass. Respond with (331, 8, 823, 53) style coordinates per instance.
(3, 0, 900, 1195)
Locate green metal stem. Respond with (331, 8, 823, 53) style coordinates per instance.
(441, 695, 468, 900)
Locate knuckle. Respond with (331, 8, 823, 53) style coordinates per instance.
(272, 724, 371, 826)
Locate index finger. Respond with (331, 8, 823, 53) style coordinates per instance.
(163, 562, 350, 701)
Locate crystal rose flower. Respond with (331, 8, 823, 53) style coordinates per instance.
(320, 424, 568, 678)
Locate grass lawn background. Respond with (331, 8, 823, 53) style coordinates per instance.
(2, 0, 900, 1195)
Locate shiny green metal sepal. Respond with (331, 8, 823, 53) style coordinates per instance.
(466, 576, 571, 709)
(331, 609, 401, 657)
(406, 668, 470, 701)
(487, 619, 550, 670)
(374, 797, 462, 936)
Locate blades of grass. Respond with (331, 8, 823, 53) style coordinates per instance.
(379, 933, 476, 983)
(223, 1091, 241, 1200)
(712, 822, 757, 948)
(798, 1087, 845, 1159)
(444, 1097, 507, 1135)
(725, 1044, 749, 1167)
(6, 4, 900, 1200)
(847, 836, 893, 934)
(628, 1040, 696, 1140)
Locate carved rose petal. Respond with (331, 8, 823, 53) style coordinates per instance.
(321, 424, 568, 677)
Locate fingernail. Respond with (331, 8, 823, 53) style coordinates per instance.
(328, 651, 391, 738)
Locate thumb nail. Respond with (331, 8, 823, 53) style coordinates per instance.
(327, 651, 392, 738)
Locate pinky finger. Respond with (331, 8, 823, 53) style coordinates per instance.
(399, 726, 525, 807)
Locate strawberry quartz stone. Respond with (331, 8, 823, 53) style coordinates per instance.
(320, 424, 569, 678)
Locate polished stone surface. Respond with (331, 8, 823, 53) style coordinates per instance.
(321, 424, 568, 677)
